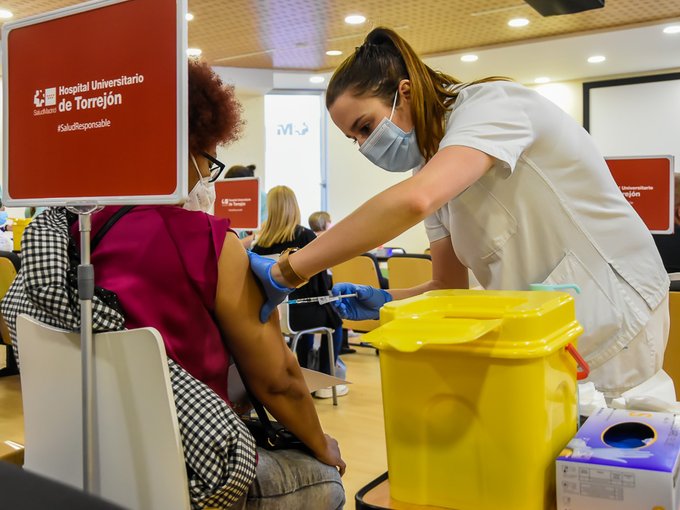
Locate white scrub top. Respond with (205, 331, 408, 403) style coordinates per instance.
(423, 81, 669, 369)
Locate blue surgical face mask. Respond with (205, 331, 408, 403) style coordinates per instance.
(0, 211, 7, 226)
(358, 90, 425, 172)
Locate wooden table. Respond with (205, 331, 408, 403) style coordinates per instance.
(356, 473, 451, 510)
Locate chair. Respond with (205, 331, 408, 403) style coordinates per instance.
(331, 254, 384, 334)
(16, 314, 190, 510)
(0, 252, 20, 377)
(278, 301, 339, 405)
(387, 253, 432, 290)
(663, 291, 680, 390)
(363, 252, 390, 289)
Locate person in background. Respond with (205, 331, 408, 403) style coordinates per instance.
(309, 211, 333, 236)
(252, 187, 348, 398)
(2, 59, 345, 510)
(225, 164, 267, 249)
(248, 26, 671, 404)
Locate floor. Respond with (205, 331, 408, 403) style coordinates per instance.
(313, 344, 388, 510)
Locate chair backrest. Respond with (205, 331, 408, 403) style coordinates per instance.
(0, 256, 17, 300)
(17, 314, 190, 510)
(331, 255, 382, 288)
(387, 254, 433, 289)
(278, 299, 296, 337)
(663, 291, 680, 388)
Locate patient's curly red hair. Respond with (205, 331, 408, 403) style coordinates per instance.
(188, 59, 243, 154)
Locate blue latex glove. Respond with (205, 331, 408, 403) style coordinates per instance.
(331, 283, 392, 320)
(247, 251, 294, 323)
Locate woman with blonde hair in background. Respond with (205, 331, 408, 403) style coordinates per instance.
(252, 187, 347, 398)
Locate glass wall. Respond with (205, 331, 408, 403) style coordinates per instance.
(264, 92, 327, 226)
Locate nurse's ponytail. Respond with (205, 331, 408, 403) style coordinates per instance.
(326, 27, 507, 161)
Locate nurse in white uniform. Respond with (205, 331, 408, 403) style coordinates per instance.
(248, 27, 672, 401)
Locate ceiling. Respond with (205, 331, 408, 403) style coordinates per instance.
(2, 0, 680, 74)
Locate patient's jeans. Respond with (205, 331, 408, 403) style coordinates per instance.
(232, 448, 345, 509)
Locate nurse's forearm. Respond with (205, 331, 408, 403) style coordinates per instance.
(388, 278, 449, 301)
(271, 145, 492, 285)
(277, 182, 429, 283)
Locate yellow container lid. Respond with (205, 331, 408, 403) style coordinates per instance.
(363, 289, 583, 358)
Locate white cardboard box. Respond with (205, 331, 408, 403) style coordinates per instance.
(556, 408, 680, 510)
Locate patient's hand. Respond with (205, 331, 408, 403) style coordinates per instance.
(315, 434, 346, 476)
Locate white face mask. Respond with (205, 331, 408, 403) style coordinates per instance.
(184, 154, 216, 213)
(358, 90, 425, 172)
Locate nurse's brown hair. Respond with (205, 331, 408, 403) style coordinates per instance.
(326, 27, 508, 162)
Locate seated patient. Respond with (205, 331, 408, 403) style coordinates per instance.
(252, 187, 347, 398)
(0, 60, 345, 510)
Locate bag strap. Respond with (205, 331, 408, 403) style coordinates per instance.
(244, 385, 280, 444)
(91, 206, 134, 252)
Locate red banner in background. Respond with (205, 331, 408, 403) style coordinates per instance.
(4, 0, 185, 204)
(214, 178, 260, 230)
(606, 156, 674, 234)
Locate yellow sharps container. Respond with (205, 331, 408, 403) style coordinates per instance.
(363, 289, 586, 510)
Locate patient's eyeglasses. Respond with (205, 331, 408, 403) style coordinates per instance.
(200, 152, 226, 183)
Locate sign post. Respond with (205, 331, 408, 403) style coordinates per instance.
(2, 0, 187, 493)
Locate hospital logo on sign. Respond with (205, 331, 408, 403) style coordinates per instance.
(44, 88, 57, 106)
(33, 87, 57, 108)
(32, 87, 58, 116)
(33, 90, 45, 107)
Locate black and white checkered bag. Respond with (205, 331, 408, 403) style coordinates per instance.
(0, 208, 257, 509)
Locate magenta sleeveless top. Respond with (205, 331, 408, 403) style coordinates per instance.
(80, 206, 232, 403)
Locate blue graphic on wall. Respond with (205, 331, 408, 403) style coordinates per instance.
(277, 122, 309, 136)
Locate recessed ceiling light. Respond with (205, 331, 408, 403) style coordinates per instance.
(534, 77, 551, 84)
(185, 13, 194, 21)
(187, 48, 202, 57)
(587, 55, 606, 63)
(309, 76, 325, 84)
(460, 54, 478, 62)
(326, 50, 343, 56)
(663, 25, 680, 34)
(344, 14, 366, 25)
(0, 9, 13, 19)
(508, 18, 529, 28)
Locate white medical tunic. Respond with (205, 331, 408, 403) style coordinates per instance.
(423, 81, 669, 370)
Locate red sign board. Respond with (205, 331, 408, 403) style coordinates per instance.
(606, 156, 674, 234)
(2, 0, 187, 205)
(214, 178, 261, 230)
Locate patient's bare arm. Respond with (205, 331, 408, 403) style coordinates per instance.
(214, 233, 345, 474)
